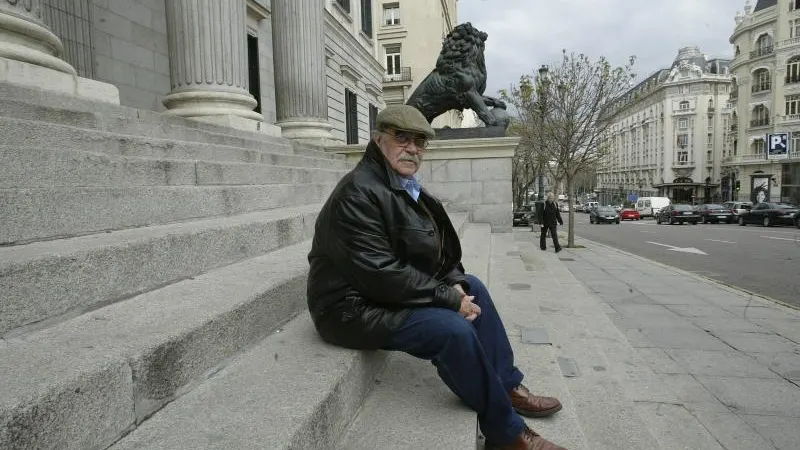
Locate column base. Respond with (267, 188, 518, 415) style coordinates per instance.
(190, 114, 282, 137)
(277, 119, 334, 146)
(162, 90, 264, 122)
(0, 56, 119, 104)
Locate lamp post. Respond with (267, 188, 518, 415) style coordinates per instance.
(536, 64, 549, 201)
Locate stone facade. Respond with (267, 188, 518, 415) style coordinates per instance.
(728, 0, 800, 205)
(330, 137, 518, 231)
(597, 47, 734, 205)
(2, 0, 385, 144)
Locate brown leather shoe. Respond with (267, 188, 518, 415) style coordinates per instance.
(486, 425, 568, 450)
(509, 384, 562, 417)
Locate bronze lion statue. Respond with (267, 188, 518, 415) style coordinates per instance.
(406, 22, 508, 128)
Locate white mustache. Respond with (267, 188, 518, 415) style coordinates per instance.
(398, 153, 421, 164)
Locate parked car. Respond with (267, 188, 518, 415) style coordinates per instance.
(590, 206, 620, 224)
(696, 204, 733, 224)
(513, 204, 534, 226)
(722, 201, 752, 219)
(620, 208, 640, 221)
(656, 204, 699, 225)
(738, 202, 800, 228)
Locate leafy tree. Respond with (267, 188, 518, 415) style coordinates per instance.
(502, 50, 635, 247)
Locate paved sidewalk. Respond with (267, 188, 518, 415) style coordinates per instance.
(529, 227, 800, 450)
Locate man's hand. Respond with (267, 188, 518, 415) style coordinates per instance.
(453, 284, 481, 321)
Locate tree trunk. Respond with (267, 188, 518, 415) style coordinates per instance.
(566, 175, 575, 248)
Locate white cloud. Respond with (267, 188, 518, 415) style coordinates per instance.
(458, 0, 742, 96)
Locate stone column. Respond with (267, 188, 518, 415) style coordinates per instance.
(0, 0, 75, 74)
(163, 0, 263, 122)
(271, 0, 332, 143)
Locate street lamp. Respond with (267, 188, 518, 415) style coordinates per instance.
(536, 64, 549, 201)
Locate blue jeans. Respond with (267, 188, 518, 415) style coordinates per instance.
(383, 274, 525, 444)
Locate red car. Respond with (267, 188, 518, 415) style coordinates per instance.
(620, 209, 640, 220)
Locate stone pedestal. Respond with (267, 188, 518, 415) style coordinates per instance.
(328, 137, 519, 232)
(163, 0, 264, 124)
(0, 0, 119, 103)
(271, 0, 332, 144)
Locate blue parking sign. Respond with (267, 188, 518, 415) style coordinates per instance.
(766, 132, 789, 160)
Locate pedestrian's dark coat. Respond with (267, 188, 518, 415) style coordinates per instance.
(307, 140, 468, 350)
(539, 201, 563, 226)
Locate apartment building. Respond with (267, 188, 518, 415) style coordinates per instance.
(375, 0, 462, 128)
(597, 47, 734, 204)
(728, 0, 800, 204)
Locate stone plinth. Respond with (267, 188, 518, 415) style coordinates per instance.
(328, 136, 518, 232)
(0, 0, 119, 103)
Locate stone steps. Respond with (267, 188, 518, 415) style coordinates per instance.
(0, 145, 347, 188)
(0, 182, 335, 244)
(0, 241, 319, 450)
(0, 204, 320, 336)
(0, 117, 350, 170)
(336, 215, 477, 450)
(0, 86, 345, 163)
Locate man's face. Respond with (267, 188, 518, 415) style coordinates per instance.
(375, 128, 428, 177)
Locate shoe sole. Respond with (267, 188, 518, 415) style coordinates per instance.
(514, 403, 563, 418)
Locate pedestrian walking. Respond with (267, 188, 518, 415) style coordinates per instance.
(539, 193, 563, 253)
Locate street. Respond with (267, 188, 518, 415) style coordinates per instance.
(559, 214, 800, 308)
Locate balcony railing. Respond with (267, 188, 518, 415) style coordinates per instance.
(672, 161, 695, 168)
(729, 91, 738, 101)
(752, 82, 772, 93)
(777, 114, 800, 124)
(383, 67, 412, 82)
(750, 46, 774, 58)
(750, 118, 770, 127)
(778, 37, 800, 48)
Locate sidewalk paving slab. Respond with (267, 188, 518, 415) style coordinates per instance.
(548, 233, 800, 450)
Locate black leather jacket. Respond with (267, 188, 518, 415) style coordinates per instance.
(307, 141, 468, 349)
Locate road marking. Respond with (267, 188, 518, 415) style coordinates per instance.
(704, 239, 736, 244)
(639, 231, 655, 233)
(646, 241, 708, 255)
(760, 236, 797, 241)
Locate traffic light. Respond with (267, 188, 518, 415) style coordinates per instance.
(735, 180, 740, 191)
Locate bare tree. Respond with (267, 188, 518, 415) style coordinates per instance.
(502, 51, 635, 247)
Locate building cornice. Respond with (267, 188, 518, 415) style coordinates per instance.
(246, 0, 270, 19)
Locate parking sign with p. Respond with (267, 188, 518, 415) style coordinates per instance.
(766, 132, 789, 160)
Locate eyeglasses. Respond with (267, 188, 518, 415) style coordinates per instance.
(384, 131, 428, 150)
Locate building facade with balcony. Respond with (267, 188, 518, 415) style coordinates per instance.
(375, 0, 462, 128)
(728, 0, 800, 205)
(597, 47, 734, 205)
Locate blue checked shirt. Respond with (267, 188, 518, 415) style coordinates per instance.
(400, 176, 421, 202)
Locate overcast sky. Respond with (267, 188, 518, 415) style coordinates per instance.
(459, 0, 744, 97)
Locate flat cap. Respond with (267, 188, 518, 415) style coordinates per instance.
(376, 105, 435, 138)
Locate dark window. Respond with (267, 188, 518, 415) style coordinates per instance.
(345, 89, 358, 144)
(369, 104, 378, 131)
(335, 0, 350, 13)
(361, 0, 373, 37)
(246, 34, 261, 114)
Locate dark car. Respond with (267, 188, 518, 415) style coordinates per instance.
(656, 204, 699, 225)
(696, 204, 733, 224)
(589, 206, 620, 224)
(513, 204, 534, 226)
(738, 202, 800, 228)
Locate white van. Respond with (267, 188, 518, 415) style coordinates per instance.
(636, 197, 670, 218)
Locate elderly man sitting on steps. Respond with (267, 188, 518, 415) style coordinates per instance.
(306, 105, 568, 450)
